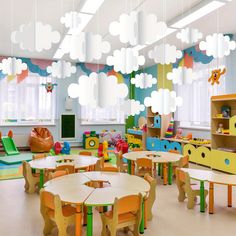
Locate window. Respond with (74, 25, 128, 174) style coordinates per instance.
(175, 58, 226, 128)
(80, 99, 125, 125)
(0, 73, 56, 125)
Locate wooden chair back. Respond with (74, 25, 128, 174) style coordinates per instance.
(40, 189, 56, 211)
(132, 148, 143, 152)
(48, 170, 69, 180)
(79, 151, 92, 156)
(178, 155, 189, 168)
(94, 159, 101, 171)
(56, 164, 75, 174)
(32, 153, 47, 160)
(102, 166, 119, 172)
(136, 158, 152, 168)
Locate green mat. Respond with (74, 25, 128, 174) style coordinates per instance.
(0, 153, 32, 165)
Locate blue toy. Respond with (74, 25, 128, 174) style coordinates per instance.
(61, 141, 71, 154)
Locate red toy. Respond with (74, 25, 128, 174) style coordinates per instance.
(98, 143, 103, 157)
(116, 139, 128, 154)
(54, 142, 62, 155)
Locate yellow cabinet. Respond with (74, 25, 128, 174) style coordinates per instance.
(183, 144, 197, 163)
(196, 146, 211, 167)
(229, 116, 236, 135)
(211, 149, 236, 174)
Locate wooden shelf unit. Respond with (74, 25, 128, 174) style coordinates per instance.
(211, 94, 236, 150)
(146, 107, 171, 139)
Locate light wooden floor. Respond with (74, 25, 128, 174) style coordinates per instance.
(0, 164, 236, 236)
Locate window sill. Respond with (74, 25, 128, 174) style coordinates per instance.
(80, 123, 125, 126)
(178, 125, 210, 131)
(0, 123, 56, 127)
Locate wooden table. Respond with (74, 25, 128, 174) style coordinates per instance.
(123, 151, 182, 185)
(29, 155, 99, 188)
(181, 168, 236, 213)
(44, 172, 150, 236)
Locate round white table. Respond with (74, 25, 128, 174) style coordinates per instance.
(29, 155, 99, 188)
(123, 151, 182, 185)
(44, 171, 150, 236)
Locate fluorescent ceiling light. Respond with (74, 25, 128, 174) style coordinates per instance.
(81, 0, 104, 14)
(171, 0, 225, 29)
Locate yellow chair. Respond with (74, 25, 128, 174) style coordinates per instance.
(101, 194, 142, 236)
(48, 170, 69, 180)
(40, 189, 76, 236)
(115, 151, 127, 173)
(176, 168, 208, 209)
(79, 151, 92, 156)
(56, 165, 75, 174)
(102, 166, 119, 172)
(22, 161, 40, 194)
(136, 158, 153, 177)
(144, 174, 156, 222)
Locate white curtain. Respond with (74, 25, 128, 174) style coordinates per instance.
(175, 58, 226, 127)
(0, 73, 56, 125)
(81, 99, 125, 124)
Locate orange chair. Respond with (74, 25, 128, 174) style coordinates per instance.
(40, 189, 76, 235)
(79, 151, 92, 156)
(144, 174, 156, 222)
(56, 165, 75, 174)
(22, 161, 40, 194)
(102, 166, 119, 172)
(48, 170, 69, 180)
(32, 153, 48, 160)
(101, 194, 142, 236)
(176, 168, 208, 209)
(178, 155, 189, 168)
(115, 151, 127, 173)
(136, 158, 153, 177)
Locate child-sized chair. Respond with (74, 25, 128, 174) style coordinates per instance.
(136, 158, 153, 177)
(176, 168, 208, 209)
(101, 194, 142, 236)
(56, 164, 75, 174)
(102, 166, 119, 172)
(79, 151, 92, 156)
(115, 151, 127, 173)
(48, 169, 69, 180)
(32, 153, 47, 160)
(40, 189, 76, 235)
(178, 155, 189, 168)
(144, 174, 156, 223)
(22, 161, 40, 194)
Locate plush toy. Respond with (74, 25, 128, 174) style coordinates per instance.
(41, 82, 58, 93)
(208, 68, 226, 85)
(175, 128, 183, 139)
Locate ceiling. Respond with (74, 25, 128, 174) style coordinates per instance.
(0, 0, 235, 67)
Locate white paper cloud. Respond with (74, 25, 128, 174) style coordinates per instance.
(199, 33, 236, 58)
(148, 44, 182, 64)
(0, 57, 27, 76)
(46, 61, 76, 79)
(167, 67, 198, 85)
(176, 27, 203, 44)
(11, 22, 60, 52)
(121, 99, 145, 117)
(61, 32, 110, 61)
(144, 89, 183, 115)
(131, 73, 157, 89)
(60, 11, 81, 33)
(68, 72, 128, 108)
(107, 48, 145, 74)
(109, 11, 167, 46)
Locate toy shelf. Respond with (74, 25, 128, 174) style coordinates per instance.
(212, 133, 236, 137)
(212, 117, 230, 120)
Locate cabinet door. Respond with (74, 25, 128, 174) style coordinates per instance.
(146, 137, 161, 151)
(183, 144, 197, 162)
(169, 142, 182, 153)
(196, 146, 211, 167)
(160, 140, 170, 152)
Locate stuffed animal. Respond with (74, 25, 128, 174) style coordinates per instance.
(208, 68, 226, 85)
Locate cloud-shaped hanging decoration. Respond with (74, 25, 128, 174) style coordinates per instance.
(61, 32, 110, 61)
(121, 99, 145, 117)
(60, 11, 81, 34)
(68, 72, 128, 108)
(148, 44, 182, 64)
(0, 57, 27, 76)
(144, 89, 183, 115)
(199, 33, 236, 58)
(107, 48, 145, 74)
(46, 61, 76, 79)
(11, 22, 60, 52)
(109, 11, 167, 46)
(167, 67, 198, 85)
(131, 73, 157, 89)
(176, 27, 203, 44)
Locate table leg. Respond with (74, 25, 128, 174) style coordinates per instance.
(163, 163, 167, 185)
(209, 182, 214, 214)
(131, 161, 135, 175)
(83, 205, 87, 225)
(139, 199, 144, 234)
(158, 164, 161, 176)
(228, 185, 232, 207)
(75, 205, 82, 236)
(39, 169, 44, 189)
(144, 199, 147, 229)
(200, 181, 205, 213)
(127, 160, 131, 175)
(168, 163, 172, 185)
(87, 206, 93, 236)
